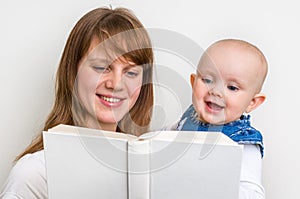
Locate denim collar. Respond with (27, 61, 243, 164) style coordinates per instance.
(177, 104, 264, 158)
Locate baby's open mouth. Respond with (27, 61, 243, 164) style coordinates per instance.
(206, 101, 224, 111)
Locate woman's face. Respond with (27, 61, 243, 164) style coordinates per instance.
(76, 37, 143, 131)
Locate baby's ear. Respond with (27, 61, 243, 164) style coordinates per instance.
(245, 93, 266, 113)
(190, 73, 196, 88)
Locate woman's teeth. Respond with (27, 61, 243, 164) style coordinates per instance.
(102, 96, 121, 103)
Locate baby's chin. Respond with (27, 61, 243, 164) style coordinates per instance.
(198, 116, 227, 126)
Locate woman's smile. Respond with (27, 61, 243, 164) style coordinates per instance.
(97, 94, 125, 108)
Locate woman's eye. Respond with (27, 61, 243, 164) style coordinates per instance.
(227, 85, 239, 91)
(93, 66, 110, 73)
(202, 78, 213, 84)
(126, 70, 139, 78)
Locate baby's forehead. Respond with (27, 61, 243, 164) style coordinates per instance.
(208, 41, 252, 56)
(203, 41, 266, 70)
(209, 40, 266, 64)
(198, 41, 267, 91)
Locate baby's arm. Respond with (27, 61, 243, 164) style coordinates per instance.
(239, 144, 265, 199)
(163, 120, 265, 199)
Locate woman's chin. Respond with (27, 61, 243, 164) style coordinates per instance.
(97, 115, 122, 125)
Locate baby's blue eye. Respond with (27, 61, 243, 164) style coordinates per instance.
(227, 85, 239, 91)
(202, 78, 213, 84)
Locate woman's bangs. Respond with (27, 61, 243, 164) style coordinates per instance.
(97, 27, 151, 66)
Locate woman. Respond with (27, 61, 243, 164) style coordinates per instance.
(0, 7, 154, 198)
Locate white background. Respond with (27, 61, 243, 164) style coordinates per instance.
(0, 0, 299, 198)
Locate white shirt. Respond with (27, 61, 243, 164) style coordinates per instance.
(0, 150, 47, 199)
(239, 144, 265, 198)
(0, 137, 265, 199)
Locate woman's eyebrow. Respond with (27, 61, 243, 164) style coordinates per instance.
(87, 57, 107, 62)
(87, 57, 111, 65)
(124, 65, 142, 71)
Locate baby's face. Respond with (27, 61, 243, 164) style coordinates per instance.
(191, 43, 264, 124)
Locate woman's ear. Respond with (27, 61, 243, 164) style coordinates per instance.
(245, 93, 266, 113)
(190, 73, 196, 88)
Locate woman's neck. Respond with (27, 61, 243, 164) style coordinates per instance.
(85, 119, 117, 132)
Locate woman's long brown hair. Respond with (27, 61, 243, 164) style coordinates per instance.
(16, 7, 153, 160)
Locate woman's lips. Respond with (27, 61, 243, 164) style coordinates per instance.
(97, 94, 125, 107)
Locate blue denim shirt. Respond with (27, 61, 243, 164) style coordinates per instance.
(177, 104, 264, 158)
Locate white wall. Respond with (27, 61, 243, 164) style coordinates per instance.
(1, 0, 299, 198)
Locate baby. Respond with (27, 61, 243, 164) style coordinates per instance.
(176, 39, 268, 198)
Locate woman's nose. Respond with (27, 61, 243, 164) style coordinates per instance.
(105, 72, 123, 91)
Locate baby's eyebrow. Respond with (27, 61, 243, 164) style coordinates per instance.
(197, 69, 214, 76)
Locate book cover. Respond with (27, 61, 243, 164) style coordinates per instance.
(43, 124, 243, 199)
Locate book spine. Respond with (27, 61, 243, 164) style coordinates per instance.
(127, 140, 150, 199)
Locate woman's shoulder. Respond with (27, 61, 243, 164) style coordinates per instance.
(9, 150, 46, 180)
(18, 149, 44, 169)
(17, 150, 45, 164)
(0, 150, 47, 199)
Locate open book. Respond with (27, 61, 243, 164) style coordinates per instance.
(43, 124, 243, 199)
